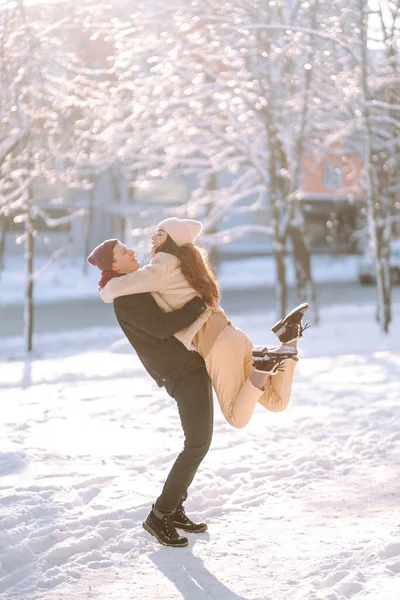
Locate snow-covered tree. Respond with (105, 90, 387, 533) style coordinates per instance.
(0, 0, 68, 349)
(3, 0, 399, 337)
(106, 1, 329, 317)
(334, 0, 400, 331)
(0, 0, 111, 348)
(364, 0, 400, 329)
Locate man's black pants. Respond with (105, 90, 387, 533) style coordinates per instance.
(155, 367, 213, 515)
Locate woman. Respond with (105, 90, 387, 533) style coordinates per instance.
(99, 218, 309, 429)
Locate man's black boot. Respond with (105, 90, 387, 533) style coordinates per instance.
(143, 506, 188, 547)
(271, 303, 311, 344)
(173, 504, 208, 533)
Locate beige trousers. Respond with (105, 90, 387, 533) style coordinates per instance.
(204, 325, 298, 429)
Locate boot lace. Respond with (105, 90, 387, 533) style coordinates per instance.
(163, 515, 179, 539)
(300, 322, 312, 335)
(175, 505, 189, 524)
(270, 359, 285, 374)
(253, 357, 285, 374)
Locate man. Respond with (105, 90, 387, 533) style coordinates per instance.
(87, 239, 213, 548)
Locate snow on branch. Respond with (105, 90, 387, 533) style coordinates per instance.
(222, 23, 360, 64)
(200, 224, 273, 246)
(33, 206, 87, 227)
(0, 129, 28, 165)
(32, 246, 67, 280)
(0, 177, 32, 211)
(365, 99, 400, 112)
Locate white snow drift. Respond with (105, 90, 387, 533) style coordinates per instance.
(0, 302, 399, 600)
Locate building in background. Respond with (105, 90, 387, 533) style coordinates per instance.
(2, 151, 368, 260)
(298, 147, 365, 254)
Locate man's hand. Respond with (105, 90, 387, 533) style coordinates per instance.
(207, 300, 218, 310)
(195, 292, 217, 311)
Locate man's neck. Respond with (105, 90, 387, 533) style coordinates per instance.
(98, 271, 124, 289)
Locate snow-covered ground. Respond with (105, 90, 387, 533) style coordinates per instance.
(1, 299, 399, 600)
(0, 253, 360, 307)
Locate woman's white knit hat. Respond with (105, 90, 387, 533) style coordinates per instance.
(157, 217, 203, 247)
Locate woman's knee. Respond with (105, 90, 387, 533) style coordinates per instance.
(267, 403, 285, 413)
(221, 408, 250, 429)
(227, 416, 249, 429)
(264, 398, 290, 412)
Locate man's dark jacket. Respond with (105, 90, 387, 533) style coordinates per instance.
(113, 293, 207, 387)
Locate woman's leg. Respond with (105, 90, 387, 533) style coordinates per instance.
(205, 326, 264, 429)
(258, 354, 298, 412)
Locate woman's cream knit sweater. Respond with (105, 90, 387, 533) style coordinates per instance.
(100, 252, 212, 351)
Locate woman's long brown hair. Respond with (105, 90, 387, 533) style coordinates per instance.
(156, 235, 220, 306)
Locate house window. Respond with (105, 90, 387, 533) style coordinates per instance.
(323, 163, 343, 189)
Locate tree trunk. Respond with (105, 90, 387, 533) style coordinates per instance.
(288, 0, 318, 318)
(24, 195, 34, 352)
(376, 224, 391, 329)
(205, 172, 220, 272)
(274, 244, 287, 320)
(358, 0, 391, 332)
(109, 166, 125, 240)
(372, 3, 400, 329)
(288, 223, 318, 323)
(289, 205, 316, 314)
(83, 183, 96, 275)
(270, 135, 289, 319)
(0, 214, 9, 271)
(256, 13, 288, 320)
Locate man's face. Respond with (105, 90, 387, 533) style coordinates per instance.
(113, 242, 140, 274)
(150, 228, 168, 256)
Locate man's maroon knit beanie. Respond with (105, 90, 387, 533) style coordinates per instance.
(87, 239, 118, 271)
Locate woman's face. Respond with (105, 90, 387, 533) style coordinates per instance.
(150, 228, 168, 256)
